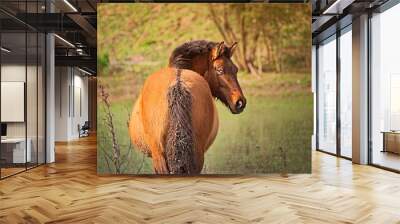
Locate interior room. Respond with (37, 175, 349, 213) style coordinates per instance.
(54, 65, 92, 141)
(370, 3, 400, 171)
(0, 0, 97, 179)
(312, 0, 400, 172)
(0, 0, 399, 223)
(0, 2, 46, 178)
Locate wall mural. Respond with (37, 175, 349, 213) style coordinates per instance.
(97, 3, 312, 175)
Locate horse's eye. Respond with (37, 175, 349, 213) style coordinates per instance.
(216, 67, 224, 75)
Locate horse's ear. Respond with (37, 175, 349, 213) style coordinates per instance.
(212, 41, 225, 60)
(229, 42, 238, 57)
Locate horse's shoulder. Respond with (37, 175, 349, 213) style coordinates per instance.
(180, 69, 206, 83)
(180, 68, 199, 76)
(179, 70, 212, 98)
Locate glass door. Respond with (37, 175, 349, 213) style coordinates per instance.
(1, 30, 28, 178)
(370, 3, 400, 171)
(317, 35, 337, 154)
(0, 1, 46, 179)
(339, 26, 352, 158)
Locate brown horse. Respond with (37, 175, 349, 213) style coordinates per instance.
(129, 40, 246, 174)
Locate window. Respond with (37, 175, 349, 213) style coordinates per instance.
(0, 1, 47, 179)
(339, 27, 352, 158)
(371, 3, 400, 171)
(317, 35, 337, 154)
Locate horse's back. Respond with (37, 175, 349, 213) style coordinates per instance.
(139, 68, 176, 146)
(143, 67, 217, 144)
(129, 69, 169, 154)
(129, 67, 218, 173)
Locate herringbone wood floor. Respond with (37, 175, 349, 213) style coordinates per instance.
(0, 135, 399, 224)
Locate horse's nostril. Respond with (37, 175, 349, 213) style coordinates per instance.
(235, 100, 244, 110)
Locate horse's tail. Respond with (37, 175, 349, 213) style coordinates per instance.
(165, 69, 195, 174)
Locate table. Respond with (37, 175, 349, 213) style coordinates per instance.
(1, 138, 31, 164)
(381, 131, 400, 154)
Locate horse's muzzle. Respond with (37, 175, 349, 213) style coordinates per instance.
(232, 98, 246, 114)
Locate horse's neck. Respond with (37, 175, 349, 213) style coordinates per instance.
(203, 70, 218, 99)
(188, 54, 216, 97)
(191, 54, 209, 76)
(192, 55, 216, 97)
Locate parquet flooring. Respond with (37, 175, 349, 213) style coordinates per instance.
(0, 135, 399, 223)
(0, 167, 26, 178)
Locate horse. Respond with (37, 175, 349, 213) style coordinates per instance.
(128, 40, 246, 174)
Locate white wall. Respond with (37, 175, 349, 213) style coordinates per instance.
(1, 65, 41, 137)
(1, 82, 25, 122)
(1, 65, 26, 129)
(54, 67, 89, 141)
(72, 73, 89, 138)
(1, 65, 26, 139)
(1, 63, 46, 164)
(55, 67, 70, 141)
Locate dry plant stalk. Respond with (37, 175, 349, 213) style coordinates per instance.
(99, 85, 145, 174)
(99, 84, 122, 174)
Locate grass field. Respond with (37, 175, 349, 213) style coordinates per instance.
(97, 73, 313, 174)
(97, 4, 312, 174)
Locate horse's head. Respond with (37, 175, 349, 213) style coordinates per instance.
(206, 41, 246, 114)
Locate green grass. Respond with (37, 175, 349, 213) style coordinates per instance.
(97, 99, 153, 174)
(97, 92, 312, 174)
(97, 4, 312, 174)
(98, 4, 223, 69)
(204, 95, 312, 174)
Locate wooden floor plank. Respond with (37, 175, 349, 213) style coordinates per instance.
(0, 135, 399, 223)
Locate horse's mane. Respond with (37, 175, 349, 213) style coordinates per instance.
(168, 40, 220, 69)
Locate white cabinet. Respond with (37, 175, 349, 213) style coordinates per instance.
(1, 138, 32, 163)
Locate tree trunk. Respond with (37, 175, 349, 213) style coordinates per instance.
(209, 5, 248, 72)
(257, 43, 262, 74)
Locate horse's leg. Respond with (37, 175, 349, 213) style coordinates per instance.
(149, 141, 169, 174)
(195, 154, 204, 174)
(193, 141, 207, 174)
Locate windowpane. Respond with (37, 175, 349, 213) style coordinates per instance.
(340, 28, 352, 158)
(1, 30, 28, 177)
(0, 1, 46, 179)
(318, 36, 337, 154)
(38, 33, 45, 165)
(371, 3, 400, 171)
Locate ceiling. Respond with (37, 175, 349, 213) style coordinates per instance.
(312, 0, 390, 44)
(0, 0, 97, 75)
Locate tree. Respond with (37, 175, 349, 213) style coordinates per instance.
(208, 4, 310, 74)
